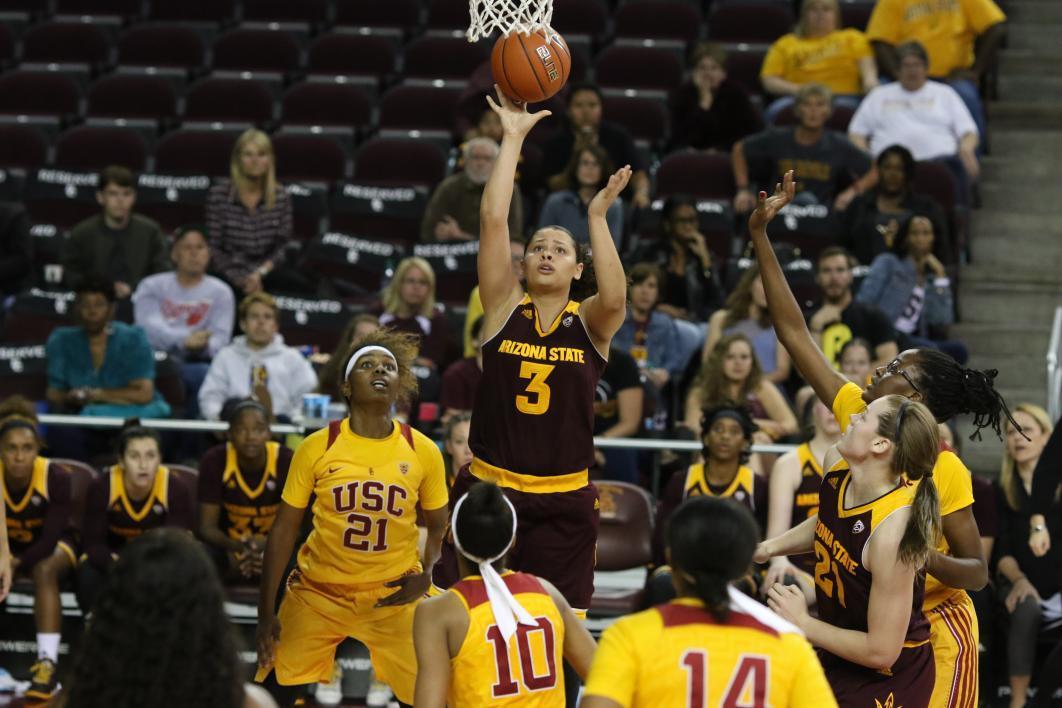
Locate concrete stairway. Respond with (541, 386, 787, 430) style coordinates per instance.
(950, 0, 1062, 473)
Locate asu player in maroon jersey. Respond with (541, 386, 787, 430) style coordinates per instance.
(198, 399, 293, 580)
(1, 417, 75, 700)
(256, 330, 449, 708)
(583, 496, 836, 708)
(437, 86, 629, 617)
(763, 398, 841, 599)
(414, 482, 596, 707)
(750, 171, 1022, 708)
(78, 424, 195, 611)
(758, 395, 942, 707)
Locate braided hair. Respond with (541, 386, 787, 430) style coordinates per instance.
(912, 349, 1023, 441)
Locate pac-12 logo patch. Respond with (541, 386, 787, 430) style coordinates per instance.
(852, 520, 865, 534)
(562, 314, 573, 327)
(398, 462, 410, 475)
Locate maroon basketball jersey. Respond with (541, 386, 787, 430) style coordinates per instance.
(103, 465, 179, 552)
(470, 296, 606, 480)
(814, 467, 929, 645)
(3, 458, 58, 554)
(789, 443, 824, 573)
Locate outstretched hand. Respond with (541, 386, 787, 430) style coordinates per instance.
(589, 165, 633, 218)
(485, 85, 552, 139)
(748, 170, 796, 232)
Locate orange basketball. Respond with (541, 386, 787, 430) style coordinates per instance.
(491, 29, 571, 104)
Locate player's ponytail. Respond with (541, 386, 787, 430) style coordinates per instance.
(877, 396, 942, 566)
(667, 496, 758, 621)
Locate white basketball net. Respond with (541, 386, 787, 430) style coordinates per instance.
(467, 0, 554, 42)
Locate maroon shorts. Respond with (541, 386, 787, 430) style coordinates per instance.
(432, 465, 600, 610)
(819, 642, 935, 708)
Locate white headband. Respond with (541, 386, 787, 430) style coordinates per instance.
(452, 491, 535, 641)
(344, 345, 397, 381)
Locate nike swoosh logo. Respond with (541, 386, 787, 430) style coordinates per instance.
(325, 467, 340, 475)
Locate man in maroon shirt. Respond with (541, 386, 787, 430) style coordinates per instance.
(439, 316, 484, 425)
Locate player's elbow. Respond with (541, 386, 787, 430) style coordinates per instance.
(968, 562, 989, 591)
(864, 643, 902, 671)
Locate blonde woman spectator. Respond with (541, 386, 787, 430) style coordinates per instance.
(703, 264, 790, 384)
(993, 404, 1056, 708)
(378, 257, 451, 370)
(761, 0, 878, 123)
(684, 333, 797, 443)
(206, 129, 305, 296)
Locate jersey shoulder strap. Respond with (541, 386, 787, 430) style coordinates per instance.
(326, 420, 342, 450)
(400, 422, 415, 450)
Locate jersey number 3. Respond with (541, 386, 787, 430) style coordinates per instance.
(681, 651, 769, 708)
(487, 617, 557, 697)
(516, 361, 555, 415)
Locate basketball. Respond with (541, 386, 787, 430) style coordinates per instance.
(491, 29, 571, 104)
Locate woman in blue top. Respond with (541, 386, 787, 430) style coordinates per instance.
(538, 142, 624, 249)
(855, 214, 967, 364)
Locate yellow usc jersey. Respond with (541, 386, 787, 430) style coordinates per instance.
(447, 572, 566, 707)
(584, 593, 836, 708)
(282, 419, 448, 585)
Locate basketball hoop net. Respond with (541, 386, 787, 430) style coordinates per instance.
(467, 0, 554, 42)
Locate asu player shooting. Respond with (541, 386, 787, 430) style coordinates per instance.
(255, 330, 449, 708)
(414, 482, 596, 707)
(582, 496, 836, 708)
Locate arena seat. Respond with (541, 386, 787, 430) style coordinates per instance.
(22, 169, 100, 230)
(329, 180, 431, 245)
(306, 32, 397, 85)
(87, 73, 179, 125)
(0, 70, 82, 123)
(0, 125, 49, 168)
(272, 132, 348, 185)
(21, 21, 112, 70)
(149, 0, 236, 24)
(167, 463, 200, 519)
(300, 230, 407, 296)
(242, 0, 328, 26)
(117, 24, 207, 71)
(54, 125, 148, 171)
(154, 353, 186, 415)
(184, 77, 275, 125)
(614, 0, 702, 45)
(134, 171, 213, 232)
(281, 81, 373, 138)
(655, 150, 736, 201)
(425, 0, 470, 31)
(2, 290, 75, 344)
(334, 0, 422, 31)
(0, 343, 47, 400)
(707, 3, 794, 44)
(551, 0, 609, 38)
(724, 46, 769, 98)
(0, 24, 14, 68)
(51, 459, 100, 531)
(154, 129, 243, 177)
(212, 28, 302, 75)
(274, 294, 354, 353)
(54, 0, 141, 15)
(285, 181, 329, 242)
(413, 242, 479, 304)
(841, 1, 875, 30)
(602, 91, 669, 147)
(590, 481, 654, 617)
(404, 35, 489, 80)
(378, 83, 462, 137)
(595, 43, 684, 93)
(354, 137, 448, 189)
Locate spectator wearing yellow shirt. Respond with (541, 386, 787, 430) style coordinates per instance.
(761, 0, 879, 124)
(866, 0, 1005, 153)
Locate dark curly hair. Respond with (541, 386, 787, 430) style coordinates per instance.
(700, 402, 757, 464)
(62, 529, 244, 708)
(337, 328, 420, 405)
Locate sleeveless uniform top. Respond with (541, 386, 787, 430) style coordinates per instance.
(104, 464, 178, 551)
(789, 443, 825, 573)
(3, 457, 56, 552)
(683, 464, 760, 510)
(448, 572, 566, 707)
(470, 295, 607, 493)
(814, 466, 929, 646)
(218, 441, 284, 541)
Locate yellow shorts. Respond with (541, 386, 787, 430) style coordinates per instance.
(927, 592, 979, 708)
(255, 568, 421, 704)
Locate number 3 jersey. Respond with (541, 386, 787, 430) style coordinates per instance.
(281, 418, 448, 585)
(471, 295, 607, 482)
(448, 572, 566, 707)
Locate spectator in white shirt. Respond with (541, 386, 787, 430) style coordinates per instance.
(132, 225, 235, 417)
(848, 41, 979, 197)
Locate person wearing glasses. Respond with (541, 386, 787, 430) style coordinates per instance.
(749, 171, 1024, 708)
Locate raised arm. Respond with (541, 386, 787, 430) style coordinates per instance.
(580, 166, 632, 350)
(749, 172, 848, 409)
(478, 88, 551, 320)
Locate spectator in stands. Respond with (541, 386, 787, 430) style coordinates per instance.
(132, 225, 235, 419)
(684, 333, 797, 443)
(703, 264, 791, 384)
(205, 129, 306, 297)
(841, 144, 950, 266)
(440, 316, 483, 426)
(463, 105, 503, 144)
(856, 214, 968, 363)
(993, 404, 1057, 708)
(542, 83, 651, 209)
(64, 529, 276, 708)
(316, 313, 379, 400)
(838, 336, 874, 385)
(866, 0, 1005, 148)
(0, 416, 74, 701)
(733, 84, 874, 213)
(77, 424, 195, 613)
(538, 143, 623, 248)
(62, 166, 168, 298)
(378, 257, 451, 372)
(0, 202, 32, 297)
(848, 42, 980, 196)
(634, 196, 724, 325)
(807, 246, 899, 368)
(669, 42, 763, 152)
(197, 399, 292, 582)
(463, 238, 523, 357)
(760, 0, 879, 123)
(45, 275, 171, 464)
(592, 345, 644, 484)
(198, 292, 317, 422)
(420, 137, 522, 243)
(442, 412, 472, 488)
(613, 263, 686, 391)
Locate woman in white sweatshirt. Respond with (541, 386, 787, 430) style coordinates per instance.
(198, 292, 317, 421)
